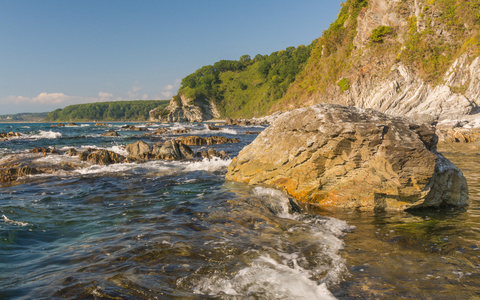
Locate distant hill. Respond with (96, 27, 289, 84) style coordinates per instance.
(45, 100, 170, 122)
(0, 112, 49, 122)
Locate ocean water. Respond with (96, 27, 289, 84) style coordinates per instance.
(0, 122, 479, 299)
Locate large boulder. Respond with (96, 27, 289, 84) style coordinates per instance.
(226, 104, 468, 211)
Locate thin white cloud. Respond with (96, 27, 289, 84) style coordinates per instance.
(161, 91, 173, 98)
(98, 91, 113, 100)
(32, 92, 70, 104)
(98, 92, 113, 99)
(126, 81, 148, 99)
(160, 79, 181, 99)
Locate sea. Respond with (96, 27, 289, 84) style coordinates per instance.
(0, 122, 479, 299)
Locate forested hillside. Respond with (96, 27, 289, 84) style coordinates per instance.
(174, 44, 313, 118)
(45, 100, 169, 121)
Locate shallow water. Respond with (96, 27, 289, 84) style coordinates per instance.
(329, 149, 480, 299)
(0, 122, 479, 299)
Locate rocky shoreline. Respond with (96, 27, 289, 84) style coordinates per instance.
(0, 132, 239, 183)
(2, 105, 479, 212)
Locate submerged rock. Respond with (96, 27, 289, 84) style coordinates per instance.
(226, 104, 468, 211)
(101, 130, 120, 137)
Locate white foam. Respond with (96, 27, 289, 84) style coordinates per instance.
(80, 124, 91, 127)
(190, 125, 238, 135)
(75, 162, 138, 175)
(105, 145, 128, 156)
(64, 145, 128, 157)
(27, 130, 62, 140)
(253, 187, 292, 218)
(74, 157, 231, 175)
(2, 214, 29, 227)
(194, 254, 337, 299)
(184, 157, 232, 172)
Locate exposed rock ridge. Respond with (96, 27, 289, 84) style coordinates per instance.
(149, 94, 220, 122)
(279, 0, 480, 122)
(348, 0, 480, 120)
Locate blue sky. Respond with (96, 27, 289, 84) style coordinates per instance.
(0, 0, 343, 114)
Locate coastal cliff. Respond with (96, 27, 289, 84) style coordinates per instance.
(152, 0, 480, 123)
(279, 0, 480, 121)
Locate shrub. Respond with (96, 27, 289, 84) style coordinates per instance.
(370, 26, 394, 43)
(337, 78, 350, 92)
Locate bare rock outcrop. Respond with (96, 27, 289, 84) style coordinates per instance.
(226, 104, 468, 211)
(149, 94, 220, 122)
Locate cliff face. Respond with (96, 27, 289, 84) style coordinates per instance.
(149, 94, 220, 122)
(278, 0, 480, 121)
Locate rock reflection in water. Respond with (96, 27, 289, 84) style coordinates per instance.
(329, 149, 480, 299)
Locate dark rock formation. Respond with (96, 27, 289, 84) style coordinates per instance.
(226, 104, 469, 211)
(197, 149, 229, 160)
(151, 140, 195, 160)
(121, 125, 147, 131)
(101, 130, 120, 137)
(125, 141, 151, 161)
(175, 135, 239, 146)
(207, 125, 221, 131)
(79, 149, 125, 165)
(30, 147, 60, 155)
(0, 162, 43, 182)
(0, 132, 22, 141)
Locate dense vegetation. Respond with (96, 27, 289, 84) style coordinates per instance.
(177, 44, 313, 118)
(45, 100, 169, 121)
(279, 0, 368, 107)
(0, 112, 48, 122)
